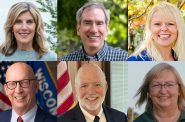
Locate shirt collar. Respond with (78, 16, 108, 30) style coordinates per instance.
(79, 103, 103, 121)
(11, 104, 37, 122)
(22, 104, 37, 122)
(146, 105, 185, 121)
(11, 109, 19, 122)
(178, 110, 185, 121)
(82, 42, 108, 61)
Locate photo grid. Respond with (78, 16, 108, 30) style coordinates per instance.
(0, 0, 185, 122)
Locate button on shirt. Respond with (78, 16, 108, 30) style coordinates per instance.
(11, 104, 37, 122)
(80, 104, 107, 122)
(61, 42, 128, 61)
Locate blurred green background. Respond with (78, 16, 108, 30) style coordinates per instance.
(57, 0, 128, 58)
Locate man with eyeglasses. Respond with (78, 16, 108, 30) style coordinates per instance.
(0, 62, 56, 122)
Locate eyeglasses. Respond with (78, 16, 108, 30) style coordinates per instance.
(150, 82, 178, 91)
(5, 79, 35, 90)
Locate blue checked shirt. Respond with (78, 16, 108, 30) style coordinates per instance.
(61, 42, 128, 61)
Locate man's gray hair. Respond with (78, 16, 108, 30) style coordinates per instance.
(76, 1, 110, 24)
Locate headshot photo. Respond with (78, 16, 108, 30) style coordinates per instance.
(0, 0, 57, 61)
(58, 61, 128, 121)
(58, 0, 128, 61)
(127, 62, 185, 122)
(128, 1, 185, 61)
(0, 62, 57, 122)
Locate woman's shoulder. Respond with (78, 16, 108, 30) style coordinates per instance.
(0, 52, 18, 61)
(0, 50, 37, 61)
(41, 50, 57, 61)
(133, 113, 148, 122)
(127, 54, 144, 61)
(133, 111, 156, 122)
(127, 50, 152, 61)
(179, 110, 185, 121)
(0, 50, 57, 61)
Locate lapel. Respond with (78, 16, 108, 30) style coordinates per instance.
(75, 104, 113, 122)
(72, 103, 86, 122)
(0, 109, 12, 122)
(103, 105, 112, 122)
(7, 110, 12, 122)
(34, 106, 45, 122)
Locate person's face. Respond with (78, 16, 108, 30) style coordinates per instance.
(4, 64, 38, 113)
(13, 11, 36, 50)
(76, 66, 107, 114)
(77, 8, 108, 52)
(150, 11, 178, 48)
(149, 70, 179, 109)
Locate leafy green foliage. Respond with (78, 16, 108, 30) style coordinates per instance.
(36, 0, 57, 51)
(105, 0, 128, 50)
(57, 0, 86, 57)
(58, 0, 128, 57)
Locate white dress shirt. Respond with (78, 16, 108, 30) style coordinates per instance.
(11, 104, 37, 122)
(80, 104, 107, 122)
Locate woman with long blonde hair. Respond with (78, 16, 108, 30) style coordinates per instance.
(128, 2, 185, 61)
(0, 2, 56, 61)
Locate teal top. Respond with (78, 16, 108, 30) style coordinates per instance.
(0, 49, 57, 61)
(134, 106, 185, 122)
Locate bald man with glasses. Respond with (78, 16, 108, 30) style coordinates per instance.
(0, 62, 56, 122)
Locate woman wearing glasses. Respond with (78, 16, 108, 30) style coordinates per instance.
(133, 63, 185, 122)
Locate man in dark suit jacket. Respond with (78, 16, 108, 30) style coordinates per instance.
(0, 107, 56, 122)
(58, 103, 127, 122)
(0, 62, 56, 122)
(58, 63, 127, 122)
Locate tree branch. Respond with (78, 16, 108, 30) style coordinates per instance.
(129, 0, 154, 21)
(179, 1, 185, 9)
